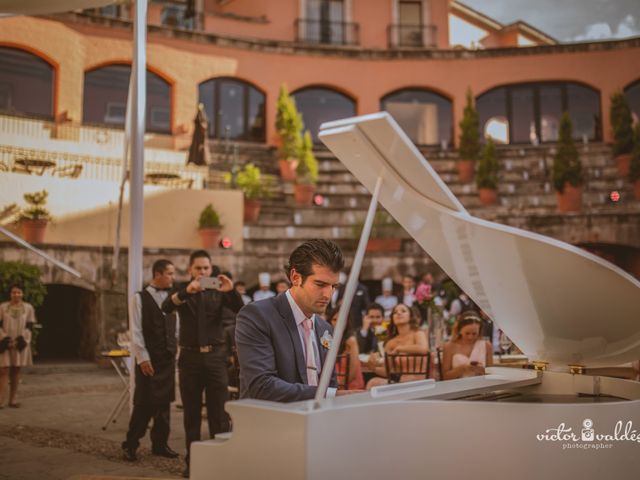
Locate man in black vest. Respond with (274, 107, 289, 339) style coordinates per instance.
(122, 259, 179, 461)
(162, 250, 243, 477)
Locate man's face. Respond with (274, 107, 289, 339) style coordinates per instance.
(189, 256, 212, 279)
(402, 276, 415, 291)
(155, 264, 175, 289)
(235, 284, 247, 295)
(10, 287, 23, 303)
(290, 264, 340, 317)
(365, 308, 383, 326)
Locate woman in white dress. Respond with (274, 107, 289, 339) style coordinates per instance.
(0, 284, 35, 407)
(441, 310, 492, 380)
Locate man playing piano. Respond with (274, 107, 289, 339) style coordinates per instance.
(236, 239, 349, 402)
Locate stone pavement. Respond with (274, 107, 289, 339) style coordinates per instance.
(0, 362, 187, 480)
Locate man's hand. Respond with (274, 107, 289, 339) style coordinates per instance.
(217, 274, 234, 292)
(186, 277, 205, 294)
(140, 361, 154, 376)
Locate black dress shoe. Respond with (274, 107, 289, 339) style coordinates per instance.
(152, 445, 180, 458)
(121, 441, 137, 461)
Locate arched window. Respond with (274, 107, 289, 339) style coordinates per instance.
(198, 78, 265, 142)
(0, 47, 54, 118)
(292, 87, 356, 142)
(83, 64, 172, 133)
(624, 80, 640, 125)
(380, 89, 453, 146)
(477, 82, 601, 145)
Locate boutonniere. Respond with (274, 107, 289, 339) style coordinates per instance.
(320, 331, 333, 349)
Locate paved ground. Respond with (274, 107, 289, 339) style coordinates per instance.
(0, 361, 187, 480)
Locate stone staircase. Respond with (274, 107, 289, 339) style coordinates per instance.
(205, 141, 640, 281)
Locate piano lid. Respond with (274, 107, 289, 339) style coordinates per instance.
(319, 112, 640, 368)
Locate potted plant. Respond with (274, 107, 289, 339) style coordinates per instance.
(354, 211, 403, 252)
(552, 112, 584, 213)
(198, 203, 223, 249)
(630, 123, 640, 200)
(224, 163, 274, 223)
(476, 137, 499, 206)
(609, 91, 634, 177)
(457, 89, 481, 183)
(294, 131, 318, 205)
(275, 84, 303, 182)
(18, 190, 52, 244)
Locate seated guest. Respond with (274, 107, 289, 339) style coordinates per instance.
(275, 279, 289, 295)
(234, 281, 252, 305)
(441, 311, 493, 380)
(366, 304, 428, 389)
(356, 303, 381, 354)
(374, 277, 398, 318)
(327, 309, 365, 390)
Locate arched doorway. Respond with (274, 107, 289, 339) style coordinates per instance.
(35, 284, 97, 360)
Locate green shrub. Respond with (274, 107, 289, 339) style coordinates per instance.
(458, 89, 481, 162)
(630, 123, 640, 183)
(276, 84, 304, 161)
(476, 137, 499, 190)
(0, 261, 47, 307)
(198, 204, 222, 229)
(552, 112, 583, 193)
(610, 91, 634, 156)
(224, 163, 274, 200)
(295, 131, 318, 185)
(18, 190, 52, 222)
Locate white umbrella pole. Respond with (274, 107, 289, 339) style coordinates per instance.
(127, 0, 147, 411)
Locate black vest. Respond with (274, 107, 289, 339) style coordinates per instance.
(140, 289, 177, 361)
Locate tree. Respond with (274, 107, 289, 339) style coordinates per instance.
(552, 112, 583, 193)
(476, 137, 499, 190)
(609, 91, 634, 156)
(458, 89, 481, 161)
(295, 131, 318, 185)
(275, 84, 303, 160)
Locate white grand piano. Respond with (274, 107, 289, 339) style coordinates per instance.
(191, 113, 640, 480)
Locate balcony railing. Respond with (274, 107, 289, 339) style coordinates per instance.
(387, 24, 437, 48)
(295, 18, 360, 46)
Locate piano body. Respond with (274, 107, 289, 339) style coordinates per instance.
(191, 113, 640, 480)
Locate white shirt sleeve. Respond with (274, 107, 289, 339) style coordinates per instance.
(130, 292, 151, 364)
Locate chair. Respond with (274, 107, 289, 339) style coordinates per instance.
(384, 353, 431, 384)
(335, 353, 351, 390)
(228, 348, 240, 400)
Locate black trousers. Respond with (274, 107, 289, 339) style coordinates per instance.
(179, 348, 229, 460)
(125, 402, 171, 449)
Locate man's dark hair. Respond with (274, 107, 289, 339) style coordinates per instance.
(286, 239, 344, 282)
(235, 281, 246, 288)
(189, 249, 211, 266)
(9, 283, 24, 293)
(366, 302, 384, 316)
(152, 259, 173, 276)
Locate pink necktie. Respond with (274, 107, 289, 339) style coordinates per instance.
(303, 318, 318, 386)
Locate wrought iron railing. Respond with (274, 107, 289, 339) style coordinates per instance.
(295, 18, 360, 46)
(387, 24, 437, 48)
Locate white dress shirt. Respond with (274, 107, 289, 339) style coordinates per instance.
(253, 289, 276, 302)
(285, 290, 336, 398)
(130, 285, 168, 365)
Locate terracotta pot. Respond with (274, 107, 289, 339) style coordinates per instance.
(456, 160, 474, 183)
(478, 188, 498, 206)
(20, 219, 48, 244)
(365, 238, 402, 252)
(615, 153, 632, 177)
(278, 159, 298, 182)
(556, 183, 583, 213)
(198, 227, 221, 249)
(634, 179, 640, 200)
(243, 198, 261, 223)
(294, 183, 315, 205)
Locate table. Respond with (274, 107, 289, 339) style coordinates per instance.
(100, 350, 131, 431)
(13, 158, 57, 175)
